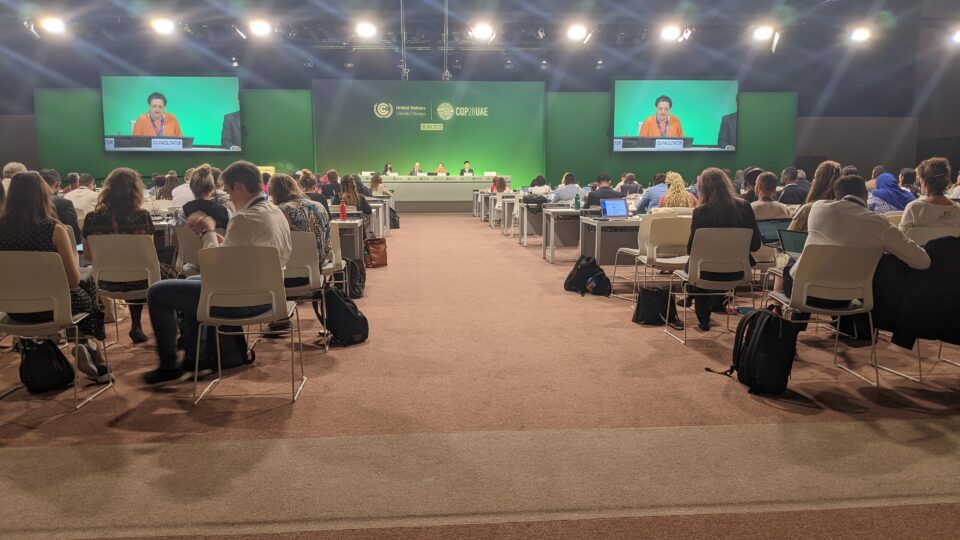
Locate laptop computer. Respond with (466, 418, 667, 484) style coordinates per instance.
(601, 198, 629, 218)
(758, 218, 793, 244)
(778, 229, 808, 258)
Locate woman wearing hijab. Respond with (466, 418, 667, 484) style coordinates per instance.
(658, 172, 698, 208)
(868, 172, 915, 213)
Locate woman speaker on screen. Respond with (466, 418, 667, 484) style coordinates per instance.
(132, 92, 184, 137)
(637, 95, 684, 138)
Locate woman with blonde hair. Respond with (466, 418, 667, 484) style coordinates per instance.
(332, 175, 372, 215)
(658, 172, 698, 208)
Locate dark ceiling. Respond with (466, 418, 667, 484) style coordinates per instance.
(0, 1, 954, 116)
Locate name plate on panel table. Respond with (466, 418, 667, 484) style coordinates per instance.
(151, 138, 184, 150)
(104, 138, 115, 150)
(654, 138, 685, 150)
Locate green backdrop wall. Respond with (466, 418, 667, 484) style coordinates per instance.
(313, 80, 545, 183)
(35, 87, 794, 189)
(546, 92, 797, 187)
(35, 89, 315, 179)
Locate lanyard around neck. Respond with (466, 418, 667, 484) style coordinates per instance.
(655, 116, 669, 137)
(149, 114, 165, 137)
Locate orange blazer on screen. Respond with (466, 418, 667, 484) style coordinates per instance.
(132, 113, 184, 137)
(638, 114, 684, 138)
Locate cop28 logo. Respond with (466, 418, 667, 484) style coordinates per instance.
(437, 102, 455, 121)
(374, 102, 394, 119)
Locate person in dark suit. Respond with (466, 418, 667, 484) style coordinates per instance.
(582, 173, 623, 209)
(717, 112, 738, 149)
(39, 168, 81, 243)
(409, 162, 424, 176)
(685, 168, 762, 331)
(460, 160, 474, 175)
(221, 110, 243, 150)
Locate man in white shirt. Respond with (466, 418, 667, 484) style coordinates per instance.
(751, 172, 792, 220)
(2, 161, 26, 193)
(144, 160, 292, 386)
(791, 176, 929, 281)
(170, 172, 195, 208)
(64, 173, 100, 217)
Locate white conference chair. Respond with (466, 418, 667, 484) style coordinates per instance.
(324, 221, 349, 295)
(651, 207, 694, 216)
(766, 245, 883, 386)
(905, 226, 960, 245)
(173, 224, 203, 277)
(0, 251, 113, 409)
(194, 245, 306, 405)
(286, 231, 330, 350)
(637, 216, 692, 287)
(88, 235, 162, 347)
(666, 228, 755, 344)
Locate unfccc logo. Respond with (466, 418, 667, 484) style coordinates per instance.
(374, 102, 394, 119)
(437, 102, 454, 121)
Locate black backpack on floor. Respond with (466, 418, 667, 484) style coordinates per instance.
(346, 258, 366, 299)
(564, 256, 612, 297)
(195, 326, 253, 371)
(389, 208, 400, 229)
(314, 288, 369, 346)
(19, 339, 75, 394)
(711, 309, 797, 394)
(632, 287, 680, 326)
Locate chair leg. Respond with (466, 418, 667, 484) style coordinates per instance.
(831, 315, 880, 387)
(194, 323, 221, 405)
(291, 310, 307, 402)
(72, 326, 114, 410)
(664, 275, 687, 344)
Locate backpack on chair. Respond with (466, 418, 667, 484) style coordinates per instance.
(708, 309, 797, 394)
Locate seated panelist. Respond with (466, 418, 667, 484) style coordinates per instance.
(637, 95, 684, 138)
(132, 92, 184, 138)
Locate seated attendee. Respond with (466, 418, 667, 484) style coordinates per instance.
(867, 172, 915, 213)
(732, 169, 745, 194)
(156, 171, 179, 201)
(796, 169, 810, 191)
(636, 173, 667, 213)
(39, 169, 82, 243)
(368, 174, 393, 198)
(356, 175, 373, 197)
(528, 175, 551, 196)
(777, 167, 808, 205)
(383, 163, 394, 175)
(332, 175, 373, 215)
(64, 173, 100, 217)
(298, 170, 330, 210)
(171, 168, 196, 208)
(434, 162, 448, 175)
(180, 165, 231, 230)
(685, 168, 762, 331)
(841, 165, 859, 177)
(145, 161, 292, 385)
(948, 172, 960, 199)
(866, 165, 885, 191)
(2, 161, 27, 192)
(899, 167, 921, 198)
(260, 171, 271, 194)
(619, 173, 642, 196)
(62, 172, 80, 194)
(269, 173, 331, 264)
(553, 172, 582, 203)
(0, 171, 106, 364)
(786, 175, 929, 305)
(740, 167, 763, 203)
(459, 161, 474, 175)
(320, 169, 340, 198)
(583, 174, 622, 209)
(751, 172, 792, 220)
(900, 157, 960, 232)
(789, 160, 841, 232)
(489, 176, 510, 194)
(658, 172, 698, 209)
(82, 167, 155, 344)
(409, 162, 424, 176)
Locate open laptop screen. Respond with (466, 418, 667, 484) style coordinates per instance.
(757, 218, 793, 244)
(778, 229, 808, 257)
(601, 198, 628, 218)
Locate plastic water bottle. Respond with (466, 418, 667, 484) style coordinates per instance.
(573, 193, 581, 210)
(339, 200, 347, 221)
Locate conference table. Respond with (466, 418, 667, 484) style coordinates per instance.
(332, 218, 364, 260)
(578, 217, 643, 266)
(363, 175, 511, 213)
(541, 208, 583, 263)
(517, 202, 546, 246)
